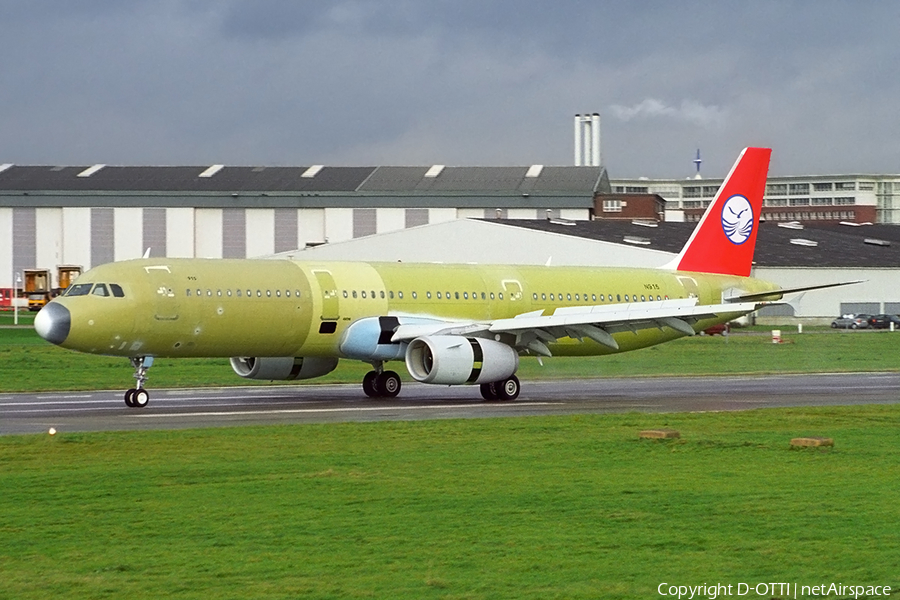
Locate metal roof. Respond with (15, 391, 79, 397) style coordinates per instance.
(0, 164, 607, 196)
(499, 220, 900, 268)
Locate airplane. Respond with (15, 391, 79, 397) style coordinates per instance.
(33, 147, 852, 408)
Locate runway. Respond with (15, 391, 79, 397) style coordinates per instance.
(2, 372, 899, 435)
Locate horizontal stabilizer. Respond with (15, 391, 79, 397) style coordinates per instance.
(724, 280, 865, 303)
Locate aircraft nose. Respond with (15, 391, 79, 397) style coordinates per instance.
(35, 302, 71, 345)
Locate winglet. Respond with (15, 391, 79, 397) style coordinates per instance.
(664, 147, 771, 277)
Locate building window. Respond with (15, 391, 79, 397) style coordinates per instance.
(813, 182, 833, 191)
(766, 184, 787, 195)
(789, 183, 810, 194)
(683, 187, 702, 198)
(602, 199, 622, 212)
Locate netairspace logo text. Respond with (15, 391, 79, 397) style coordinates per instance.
(658, 582, 892, 599)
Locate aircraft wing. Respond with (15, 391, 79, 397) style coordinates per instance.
(392, 297, 761, 356)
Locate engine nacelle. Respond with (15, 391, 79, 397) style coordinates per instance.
(405, 335, 519, 385)
(230, 356, 339, 381)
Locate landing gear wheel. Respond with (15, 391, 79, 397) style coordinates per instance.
(377, 371, 401, 398)
(480, 382, 500, 401)
(363, 371, 380, 398)
(497, 375, 520, 401)
(124, 388, 136, 407)
(132, 389, 150, 408)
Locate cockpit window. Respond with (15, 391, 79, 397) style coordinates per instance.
(92, 284, 109, 297)
(66, 283, 93, 296)
(110, 284, 125, 297)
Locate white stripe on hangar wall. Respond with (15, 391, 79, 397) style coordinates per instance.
(0, 208, 12, 288)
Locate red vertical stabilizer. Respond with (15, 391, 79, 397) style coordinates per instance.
(666, 147, 771, 277)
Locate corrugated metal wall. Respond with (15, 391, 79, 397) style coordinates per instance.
(12, 207, 36, 280)
(142, 208, 167, 258)
(222, 208, 246, 259)
(90, 208, 114, 267)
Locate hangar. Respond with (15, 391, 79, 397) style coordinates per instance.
(0, 162, 607, 290)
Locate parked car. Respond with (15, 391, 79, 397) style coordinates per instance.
(831, 314, 871, 329)
(867, 314, 900, 329)
(702, 323, 729, 336)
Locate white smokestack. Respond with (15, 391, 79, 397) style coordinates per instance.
(574, 114, 583, 166)
(591, 113, 601, 167)
(574, 113, 602, 166)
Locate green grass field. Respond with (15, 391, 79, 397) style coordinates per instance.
(2, 406, 899, 599)
(2, 325, 899, 392)
(3, 322, 899, 598)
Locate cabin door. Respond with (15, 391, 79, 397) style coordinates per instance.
(145, 265, 179, 321)
(313, 270, 340, 321)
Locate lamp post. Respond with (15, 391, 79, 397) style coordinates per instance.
(14, 272, 21, 325)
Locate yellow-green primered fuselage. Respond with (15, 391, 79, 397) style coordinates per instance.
(51, 258, 778, 360)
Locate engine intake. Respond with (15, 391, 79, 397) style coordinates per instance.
(230, 356, 339, 381)
(405, 335, 518, 385)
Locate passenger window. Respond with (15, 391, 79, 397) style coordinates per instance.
(380, 291, 385, 299)
(532, 293, 538, 300)
(575, 294, 580, 301)
(343, 290, 349, 298)
(464, 292, 468, 299)
(227, 290, 232, 297)
(426, 291, 432, 299)
(455, 292, 459, 300)
(398, 292, 403, 299)
(550, 294, 554, 300)
(352, 291, 358, 299)
(541, 293, 546, 300)
(66, 283, 92, 296)
(265, 290, 271, 297)
(295, 290, 301, 297)
(411, 291, 417, 299)
(437, 292, 442, 299)
(197, 289, 202, 297)
(276, 290, 281, 297)
(186, 289, 192, 297)
(389, 291, 394, 299)
(617, 294, 621, 302)
(371, 290, 375, 298)
(567, 293, 571, 301)
(481, 292, 486, 300)
(641, 295, 646, 302)
(237, 289, 242, 297)
(499, 293, 504, 300)
(109, 284, 124, 297)
(247, 290, 252, 297)
(92, 284, 109, 297)
(361, 291, 366, 299)
(256, 290, 261, 297)
(217, 290, 222, 297)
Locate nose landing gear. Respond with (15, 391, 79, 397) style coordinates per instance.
(124, 356, 153, 408)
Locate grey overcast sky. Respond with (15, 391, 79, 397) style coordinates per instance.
(2, 1, 898, 178)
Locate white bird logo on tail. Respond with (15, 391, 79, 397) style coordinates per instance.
(721, 195, 753, 244)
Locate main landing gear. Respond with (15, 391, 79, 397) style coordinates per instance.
(124, 356, 153, 408)
(362, 368, 402, 398)
(479, 375, 520, 401)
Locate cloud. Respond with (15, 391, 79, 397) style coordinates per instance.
(609, 99, 727, 129)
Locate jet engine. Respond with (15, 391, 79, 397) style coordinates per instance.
(405, 335, 518, 385)
(230, 356, 339, 381)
